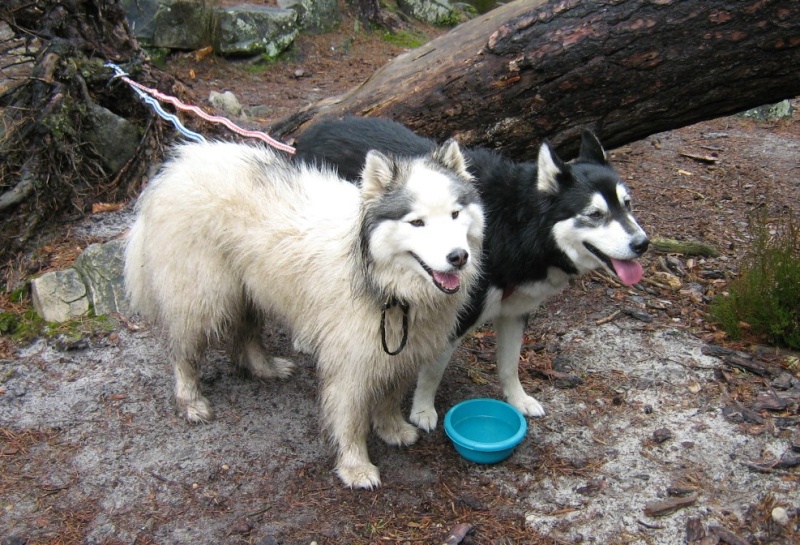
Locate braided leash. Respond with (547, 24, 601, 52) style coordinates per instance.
(106, 62, 296, 153)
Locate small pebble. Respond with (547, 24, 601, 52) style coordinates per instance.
(653, 427, 673, 444)
(771, 506, 789, 526)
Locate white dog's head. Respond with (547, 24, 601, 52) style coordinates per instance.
(358, 140, 484, 303)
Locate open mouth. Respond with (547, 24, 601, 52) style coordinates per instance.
(411, 253, 461, 294)
(584, 243, 643, 286)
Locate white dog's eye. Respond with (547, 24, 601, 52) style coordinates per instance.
(409, 219, 425, 227)
(624, 199, 632, 211)
(451, 210, 460, 220)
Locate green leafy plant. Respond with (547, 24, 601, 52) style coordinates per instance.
(710, 208, 800, 349)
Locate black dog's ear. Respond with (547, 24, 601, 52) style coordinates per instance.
(433, 138, 472, 181)
(578, 129, 608, 165)
(537, 141, 568, 195)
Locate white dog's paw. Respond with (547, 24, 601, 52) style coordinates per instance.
(180, 397, 214, 423)
(375, 419, 419, 447)
(246, 355, 294, 380)
(508, 394, 546, 417)
(269, 356, 296, 379)
(409, 406, 438, 432)
(337, 463, 381, 489)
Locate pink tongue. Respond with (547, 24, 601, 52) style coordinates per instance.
(433, 271, 460, 291)
(611, 258, 643, 286)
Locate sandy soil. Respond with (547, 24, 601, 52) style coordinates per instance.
(1, 12, 798, 545)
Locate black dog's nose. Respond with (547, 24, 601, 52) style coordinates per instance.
(447, 249, 469, 269)
(631, 237, 650, 256)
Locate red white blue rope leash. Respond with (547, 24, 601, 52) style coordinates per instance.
(106, 62, 296, 154)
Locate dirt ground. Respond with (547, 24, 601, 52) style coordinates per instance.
(1, 13, 799, 545)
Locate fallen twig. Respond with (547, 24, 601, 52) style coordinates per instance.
(650, 237, 720, 257)
(709, 525, 749, 545)
(679, 150, 719, 164)
(644, 494, 698, 517)
(596, 309, 621, 325)
(638, 519, 665, 530)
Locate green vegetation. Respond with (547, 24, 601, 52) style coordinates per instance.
(710, 209, 800, 349)
(1, 284, 115, 346)
(381, 30, 428, 49)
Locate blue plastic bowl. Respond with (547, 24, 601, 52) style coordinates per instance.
(444, 398, 527, 464)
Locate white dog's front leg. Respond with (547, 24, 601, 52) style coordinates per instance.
(322, 381, 381, 489)
(495, 315, 545, 417)
(410, 342, 458, 431)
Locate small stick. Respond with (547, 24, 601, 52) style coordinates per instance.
(596, 309, 621, 326)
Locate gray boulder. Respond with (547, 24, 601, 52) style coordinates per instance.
(397, 0, 459, 26)
(741, 99, 794, 122)
(122, 0, 213, 50)
(214, 5, 299, 58)
(31, 269, 90, 323)
(277, 0, 340, 34)
(86, 102, 140, 174)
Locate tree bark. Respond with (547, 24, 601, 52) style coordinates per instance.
(271, 0, 800, 159)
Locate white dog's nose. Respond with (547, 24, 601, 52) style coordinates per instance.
(447, 249, 469, 269)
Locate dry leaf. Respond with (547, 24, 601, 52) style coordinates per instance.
(194, 45, 213, 62)
(92, 202, 124, 214)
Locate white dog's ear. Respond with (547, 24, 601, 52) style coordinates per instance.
(361, 150, 395, 200)
(433, 139, 472, 180)
(537, 142, 567, 195)
(578, 129, 608, 164)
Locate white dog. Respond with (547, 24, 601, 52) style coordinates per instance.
(124, 141, 484, 488)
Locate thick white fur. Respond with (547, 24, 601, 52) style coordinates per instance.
(124, 141, 483, 489)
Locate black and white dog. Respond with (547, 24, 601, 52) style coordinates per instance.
(294, 117, 649, 430)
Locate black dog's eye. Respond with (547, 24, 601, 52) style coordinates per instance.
(409, 219, 425, 227)
(624, 199, 632, 211)
(452, 210, 460, 220)
(588, 211, 604, 220)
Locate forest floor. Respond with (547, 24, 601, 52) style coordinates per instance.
(1, 12, 799, 545)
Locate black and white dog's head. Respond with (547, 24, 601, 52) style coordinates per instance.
(539, 130, 648, 286)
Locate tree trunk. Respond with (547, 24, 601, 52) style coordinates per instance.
(271, 0, 800, 158)
(348, 0, 404, 31)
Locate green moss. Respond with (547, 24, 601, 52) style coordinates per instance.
(144, 47, 171, 68)
(381, 30, 427, 49)
(8, 309, 46, 344)
(710, 209, 800, 349)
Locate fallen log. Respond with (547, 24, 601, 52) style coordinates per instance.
(271, 0, 800, 160)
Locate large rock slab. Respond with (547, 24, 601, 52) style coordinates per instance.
(86, 103, 140, 175)
(122, 0, 213, 50)
(397, 0, 459, 26)
(214, 5, 298, 58)
(277, 0, 340, 34)
(73, 240, 130, 317)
